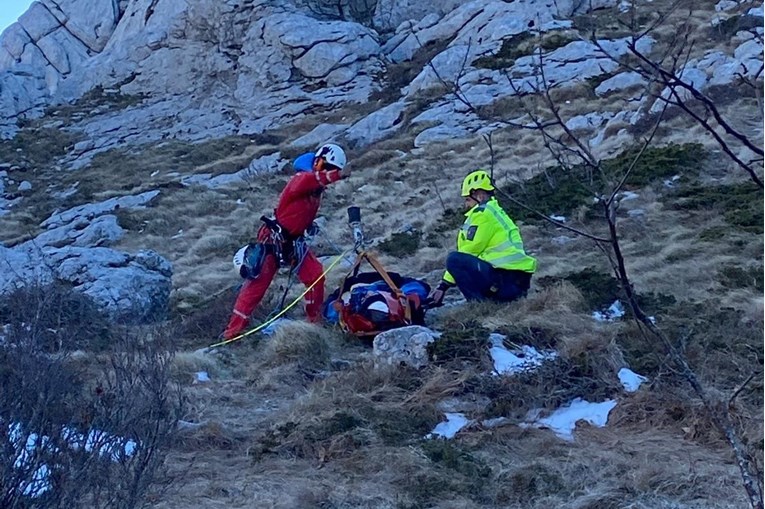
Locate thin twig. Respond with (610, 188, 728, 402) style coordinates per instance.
(607, 96, 669, 205)
(495, 187, 610, 242)
(729, 372, 758, 409)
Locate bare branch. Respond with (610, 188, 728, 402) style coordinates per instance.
(495, 187, 610, 243)
(729, 372, 758, 409)
(606, 96, 669, 205)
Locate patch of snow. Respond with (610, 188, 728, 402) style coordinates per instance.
(618, 367, 648, 392)
(523, 398, 617, 440)
(9, 423, 137, 498)
(550, 215, 567, 222)
(663, 175, 681, 187)
(748, 6, 764, 17)
(171, 229, 184, 239)
(592, 300, 625, 322)
(195, 371, 211, 383)
(426, 413, 471, 439)
(489, 333, 557, 375)
(616, 191, 639, 201)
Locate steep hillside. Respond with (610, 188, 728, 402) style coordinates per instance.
(0, 0, 762, 508)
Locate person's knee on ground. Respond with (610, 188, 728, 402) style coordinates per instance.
(445, 251, 474, 282)
(445, 251, 494, 301)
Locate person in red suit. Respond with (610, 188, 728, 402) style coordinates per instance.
(223, 143, 350, 339)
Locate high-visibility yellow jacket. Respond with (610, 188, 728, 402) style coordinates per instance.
(443, 197, 537, 284)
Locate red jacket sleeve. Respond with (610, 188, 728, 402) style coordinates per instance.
(288, 170, 343, 196)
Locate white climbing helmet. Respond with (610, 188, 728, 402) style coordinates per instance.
(315, 143, 346, 170)
(233, 245, 249, 274)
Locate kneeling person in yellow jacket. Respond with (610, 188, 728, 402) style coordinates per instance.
(428, 170, 537, 307)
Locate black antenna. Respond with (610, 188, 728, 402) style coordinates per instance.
(347, 206, 364, 252)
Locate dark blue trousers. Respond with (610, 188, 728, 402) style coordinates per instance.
(446, 252, 531, 303)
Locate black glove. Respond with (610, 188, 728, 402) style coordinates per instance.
(426, 281, 453, 308)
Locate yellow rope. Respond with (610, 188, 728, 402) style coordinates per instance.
(205, 248, 351, 351)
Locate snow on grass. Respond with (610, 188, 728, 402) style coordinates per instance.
(522, 398, 617, 441)
(9, 422, 139, 498)
(429, 333, 623, 442)
(488, 333, 557, 375)
(426, 413, 471, 439)
(592, 300, 625, 322)
(618, 367, 648, 392)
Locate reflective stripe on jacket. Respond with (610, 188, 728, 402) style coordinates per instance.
(443, 197, 537, 284)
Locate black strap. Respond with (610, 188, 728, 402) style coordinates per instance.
(260, 215, 281, 232)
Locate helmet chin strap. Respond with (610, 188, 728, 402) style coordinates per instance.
(470, 190, 487, 204)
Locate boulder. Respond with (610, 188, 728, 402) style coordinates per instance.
(373, 0, 463, 33)
(180, 152, 288, 188)
(49, 246, 172, 322)
(373, 325, 440, 368)
(292, 123, 349, 149)
(595, 71, 647, 96)
(345, 100, 407, 147)
(27, 214, 125, 249)
(18, 2, 60, 41)
(41, 190, 160, 229)
(0, 242, 171, 323)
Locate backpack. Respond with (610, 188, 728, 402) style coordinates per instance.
(322, 252, 430, 337)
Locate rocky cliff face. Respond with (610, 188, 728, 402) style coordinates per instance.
(2, 0, 761, 151)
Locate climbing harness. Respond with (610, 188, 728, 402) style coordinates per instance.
(205, 247, 351, 351)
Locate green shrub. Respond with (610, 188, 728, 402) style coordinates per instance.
(668, 182, 763, 234)
(435, 208, 464, 234)
(421, 440, 492, 481)
(360, 405, 439, 446)
(600, 142, 706, 187)
(427, 320, 490, 364)
(472, 32, 535, 69)
(502, 143, 707, 221)
(0, 127, 80, 169)
(377, 230, 422, 257)
(398, 442, 492, 506)
(371, 37, 453, 104)
(717, 265, 764, 292)
(0, 283, 112, 352)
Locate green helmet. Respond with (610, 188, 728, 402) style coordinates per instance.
(461, 170, 495, 197)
